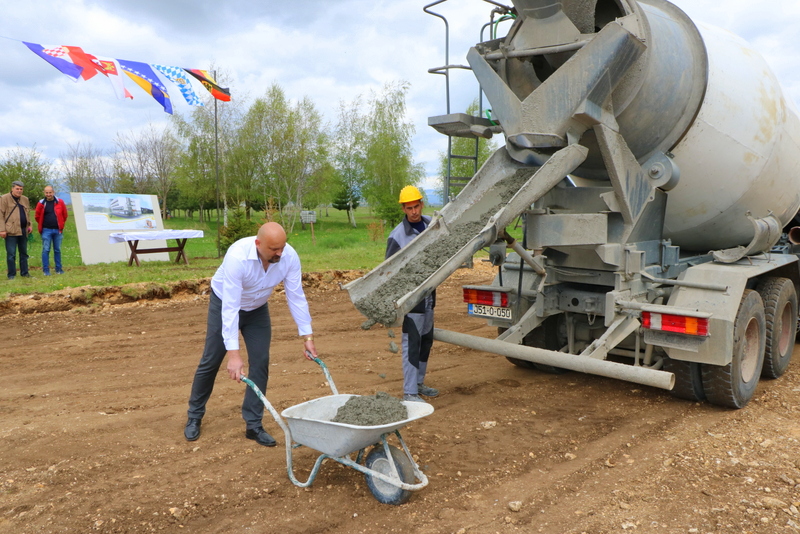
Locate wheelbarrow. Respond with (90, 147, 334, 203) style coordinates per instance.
(241, 356, 433, 505)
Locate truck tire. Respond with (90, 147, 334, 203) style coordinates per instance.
(702, 289, 766, 409)
(757, 277, 797, 379)
(662, 357, 705, 402)
(522, 316, 570, 374)
(498, 328, 537, 369)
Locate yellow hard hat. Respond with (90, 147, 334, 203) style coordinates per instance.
(398, 185, 423, 204)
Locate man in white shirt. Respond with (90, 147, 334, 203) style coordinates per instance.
(184, 222, 318, 447)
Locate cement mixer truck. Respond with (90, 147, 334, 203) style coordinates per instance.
(345, 0, 800, 409)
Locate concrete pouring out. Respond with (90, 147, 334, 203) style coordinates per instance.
(353, 170, 533, 326)
(331, 392, 408, 426)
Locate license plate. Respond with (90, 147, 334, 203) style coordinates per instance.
(468, 303, 512, 319)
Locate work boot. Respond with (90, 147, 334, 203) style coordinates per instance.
(403, 394, 424, 403)
(417, 383, 439, 398)
(184, 418, 201, 441)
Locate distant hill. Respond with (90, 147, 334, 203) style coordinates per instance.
(423, 189, 443, 207)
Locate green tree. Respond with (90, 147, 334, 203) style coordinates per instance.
(331, 98, 366, 228)
(0, 146, 52, 203)
(436, 100, 498, 200)
(332, 183, 361, 224)
(172, 72, 239, 225)
(361, 82, 423, 226)
(229, 91, 283, 220)
(236, 84, 329, 232)
(218, 208, 260, 254)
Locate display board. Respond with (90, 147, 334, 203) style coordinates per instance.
(71, 193, 169, 265)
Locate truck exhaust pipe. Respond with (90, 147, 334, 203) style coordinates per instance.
(433, 328, 675, 391)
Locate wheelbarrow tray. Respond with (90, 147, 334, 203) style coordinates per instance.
(280, 394, 434, 458)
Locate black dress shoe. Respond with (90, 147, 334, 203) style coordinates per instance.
(184, 418, 201, 441)
(245, 427, 277, 447)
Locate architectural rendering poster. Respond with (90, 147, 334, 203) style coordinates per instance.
(81, 193, 158, 230)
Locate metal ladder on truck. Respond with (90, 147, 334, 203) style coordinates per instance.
(423, 0, 514, 203)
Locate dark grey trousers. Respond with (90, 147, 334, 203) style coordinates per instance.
(187, 291, 272, 429)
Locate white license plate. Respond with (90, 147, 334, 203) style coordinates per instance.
(468, 303, 512, 319)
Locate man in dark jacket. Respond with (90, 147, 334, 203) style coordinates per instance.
(35, 185, 69, 275)
(385, 185, 439, 403)
(0, 181, 33, 279)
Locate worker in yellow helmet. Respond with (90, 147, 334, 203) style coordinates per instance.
(385, 185, 439, 402)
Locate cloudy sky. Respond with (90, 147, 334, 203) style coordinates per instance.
(1, 0, 799, 192)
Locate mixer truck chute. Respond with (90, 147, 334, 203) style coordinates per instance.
(344, 0, 800, 409)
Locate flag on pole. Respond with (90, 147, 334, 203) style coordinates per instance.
(22, 42, 83, 80)
(184, 69, 231, 102)
(118, 59, 173, 114)
(93, 56, 134, 100)
(152, 64, 203, 106)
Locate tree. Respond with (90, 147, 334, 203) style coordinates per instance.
(235, 84, 329, 232)
(332, 183, 361, 226)
(0, 146, 52, 204)
(331, 98, 367, 228)
(61, 142, 105, 193)
(115, 123, 181, 219)
(172, 92, 239, 224)
(361, 82, 423, 226)
(436, 99, 498, 200)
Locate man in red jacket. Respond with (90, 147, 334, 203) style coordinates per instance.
(34, 186, 69, 275)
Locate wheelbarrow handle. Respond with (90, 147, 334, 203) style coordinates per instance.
(307, 352, 339, 395)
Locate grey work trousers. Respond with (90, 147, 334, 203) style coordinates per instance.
(187, 291, 272, 429)
(402, 307, 434, 395)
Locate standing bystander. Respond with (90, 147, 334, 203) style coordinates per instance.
(35, 185, 69, 275)
(0, 181, 33, 279)
(385, 185, 440, 403)
(184, 222, 318, 447)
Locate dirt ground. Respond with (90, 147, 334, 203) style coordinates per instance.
(3, 262, 800, 534)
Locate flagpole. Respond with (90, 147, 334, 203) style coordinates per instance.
(214, 69, 221, 258)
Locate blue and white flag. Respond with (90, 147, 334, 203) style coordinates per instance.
(152, 64, 203, 106)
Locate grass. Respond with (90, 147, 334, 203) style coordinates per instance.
(1, 204, 511, 301)
(0, 207, 396, 300)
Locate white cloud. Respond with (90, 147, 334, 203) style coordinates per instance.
(1, 0, 799, 182)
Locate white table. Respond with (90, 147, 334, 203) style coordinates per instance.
(108, 230, 205, 266)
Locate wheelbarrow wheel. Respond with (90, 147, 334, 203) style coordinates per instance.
(364, 444, 415, 505)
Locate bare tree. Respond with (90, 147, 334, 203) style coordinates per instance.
(61, 142, 105, 193)
(113, 132, 153, 194)
(115, 124, 180, 218)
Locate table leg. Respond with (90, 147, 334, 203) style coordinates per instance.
(174, 239, 190, 265)
(127, 241, 141, 267)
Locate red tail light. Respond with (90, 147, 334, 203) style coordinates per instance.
(463, 288, 509, 307)
(642, 312, 709, 336)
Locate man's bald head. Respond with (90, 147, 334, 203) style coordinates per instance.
(255, 222, 287, 264)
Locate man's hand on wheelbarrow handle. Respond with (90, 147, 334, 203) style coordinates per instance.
(303, 337, 318, 361)
(226, 349, 245, 382)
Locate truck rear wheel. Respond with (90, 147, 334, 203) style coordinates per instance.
(498, 328, 537, 369)
(663, 357, 705, 402)
(523, 316, 570, 374)
(702, 289, 765, 409)
(757, 277, 797, 379)
(500, 318, 570, 373)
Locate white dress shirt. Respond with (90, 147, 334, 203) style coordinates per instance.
(210, 237, 312, 350)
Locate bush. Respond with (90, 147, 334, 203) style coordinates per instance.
(219, 210, 260, 254)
